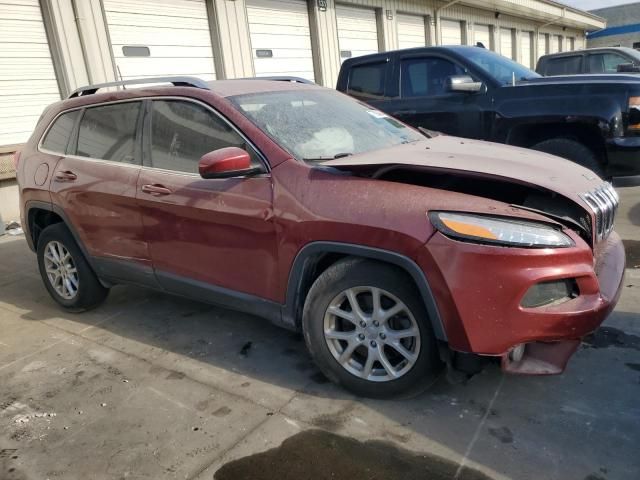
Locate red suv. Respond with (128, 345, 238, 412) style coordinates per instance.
(16, 77, 625, 397)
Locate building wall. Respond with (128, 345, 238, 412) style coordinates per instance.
(0, 0, 600, 222)
(588, 32, 640, 49)
(588, 2, 640, 49)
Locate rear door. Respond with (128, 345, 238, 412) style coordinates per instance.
(48, 100, 151, 280)
(136, 98, 278, 301)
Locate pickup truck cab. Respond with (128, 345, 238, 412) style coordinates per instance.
(336, 46, 640, 183)
(536, 47, 640, 76)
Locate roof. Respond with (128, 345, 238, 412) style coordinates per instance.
(587, 23, 640, 39)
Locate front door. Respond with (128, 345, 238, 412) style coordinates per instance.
(136, 99, 278, 302)
(385, 55, 485, 139)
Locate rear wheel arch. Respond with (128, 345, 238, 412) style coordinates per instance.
(27, 203, 64, 251)
(283, 242, 447, 342)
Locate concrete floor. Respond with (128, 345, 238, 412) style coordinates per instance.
(0, 188, 639, 480)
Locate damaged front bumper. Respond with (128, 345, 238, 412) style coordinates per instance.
(419, 230, 625, 375)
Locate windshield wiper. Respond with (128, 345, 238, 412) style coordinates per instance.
(303, 152, 352, 162)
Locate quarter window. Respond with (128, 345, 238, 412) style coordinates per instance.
(41, 110, 80, 154)
(401, 57, 466, 97)
(76, 102, 141, 163)
(149, 100, 259, 174)
(347, 62, 387, 99)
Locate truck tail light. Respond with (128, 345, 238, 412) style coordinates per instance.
(628, 96, 640, 131)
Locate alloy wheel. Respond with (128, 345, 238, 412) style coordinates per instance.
(323, 286, 421, 382)
(43, 240, 79, 300)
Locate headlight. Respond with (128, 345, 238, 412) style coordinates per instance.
(429, 212, 574, 248)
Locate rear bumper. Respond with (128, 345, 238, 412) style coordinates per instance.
(419, 231, 625, 375)
(606, 137, 640, 181)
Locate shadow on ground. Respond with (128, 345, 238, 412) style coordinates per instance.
(1, 237, 639, 480)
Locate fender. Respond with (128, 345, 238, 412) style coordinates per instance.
(282, 242, 447, 342)
(493, 89, 624, 145)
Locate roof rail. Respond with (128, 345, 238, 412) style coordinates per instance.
(242, 76, 315, 84)
(67, 76, 210, 99)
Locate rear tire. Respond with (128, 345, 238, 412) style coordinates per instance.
(37, 223, 109, 312)
(302, 258, 442, 398)
(531, 138, 604, 178)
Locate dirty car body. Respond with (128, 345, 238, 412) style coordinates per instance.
(16, 78, 625, 397)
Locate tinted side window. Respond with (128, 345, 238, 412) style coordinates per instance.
(545, 56, 582, 75)
(41, 110, 80, 154)
(150, 100, 260, 174)
(347, 62, 387, 99)
(587, 53, 629, 73)
(76, 102, 141, 163)
(400, 57, 465, 97)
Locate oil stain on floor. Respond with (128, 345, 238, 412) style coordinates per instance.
(214, 429, 494, 480)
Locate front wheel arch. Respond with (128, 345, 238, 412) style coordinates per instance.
(283, 242, 447, 342)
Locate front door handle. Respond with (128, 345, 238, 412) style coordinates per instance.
(141, 184, 172, 196)
(54, 170, 77, 182)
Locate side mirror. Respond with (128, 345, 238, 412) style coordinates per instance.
(446, 75, 483, 93)
(198, 147, 261, 179)
(617, 63, 640, 73)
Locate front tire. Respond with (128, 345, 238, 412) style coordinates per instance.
(302, 258, 442, 398)
(531, 138, 604, 178)
(37, 223, 109, 312)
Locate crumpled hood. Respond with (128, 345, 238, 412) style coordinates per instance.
(321, 137, 604, 209)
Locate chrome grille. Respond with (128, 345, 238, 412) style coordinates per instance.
(580, 183, 619, 242)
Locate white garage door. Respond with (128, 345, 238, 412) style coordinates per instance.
(441, 19, 462, 45)
(336, 5, 379, 62)
(103, 0, 216, 80)
(247, 0, 315, 81)
(397, 14, 426, 49)
(521, 32, 533, 68)
(474, 24, 491, 49)
(0, 0, 60, 146)
(550, 34, 561, 53)
(500, 28, 514, 59)
(538, 33, 548, 58)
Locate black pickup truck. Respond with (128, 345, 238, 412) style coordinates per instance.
(336, 45, 640, 182)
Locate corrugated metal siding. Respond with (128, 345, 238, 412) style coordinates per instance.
(212, 0, 254, 78)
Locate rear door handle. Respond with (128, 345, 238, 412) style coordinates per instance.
(54, 170, 77, 182)
(141, 184, 172, 196)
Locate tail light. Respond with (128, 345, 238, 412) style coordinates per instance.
(12, 150, 21, 170)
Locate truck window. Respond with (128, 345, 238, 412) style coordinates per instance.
(347, 62, 387, 100)
(587, 53, 629, 73)
(400, 57, 465, 97)
(545, 56, 582, 75)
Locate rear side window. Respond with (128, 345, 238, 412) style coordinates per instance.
(41, 110, 80, 154)
(149, 100, 260, 174)
(76, 102, 141, 163)
(544, 56, 582, 75)
(347, 62, 387, 99)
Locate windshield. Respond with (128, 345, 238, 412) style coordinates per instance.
(229, 90, 423, 161)
(462, 47, 541, 85)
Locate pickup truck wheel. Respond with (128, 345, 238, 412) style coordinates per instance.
(302, 258, 442, 398)
(37, 223, 109, 312)
(531, 138, 604, 178)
